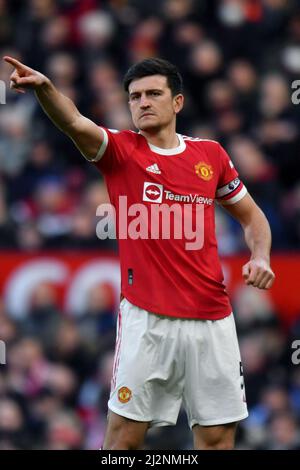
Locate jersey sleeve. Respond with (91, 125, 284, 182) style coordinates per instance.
(87, 127, 137, 174)
(215, 143, 247, 205)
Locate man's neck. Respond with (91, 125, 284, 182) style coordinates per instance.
(140, 126, 179, 149)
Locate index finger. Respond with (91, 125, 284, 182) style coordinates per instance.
(3, 55, 26, 70)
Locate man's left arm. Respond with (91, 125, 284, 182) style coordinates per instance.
(221, 193, 275, 289)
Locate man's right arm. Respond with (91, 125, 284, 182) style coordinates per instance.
(4, 55, 104, 161)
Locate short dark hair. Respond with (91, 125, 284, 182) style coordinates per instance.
(123, 58, 183, 96)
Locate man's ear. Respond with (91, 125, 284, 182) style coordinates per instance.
(174, 94, 184, 114)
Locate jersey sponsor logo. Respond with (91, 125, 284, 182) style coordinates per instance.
(143, 182, 163, 203)
(164, 190, 213, 205)
(195, 162, 214, 181)
(118, 386, 132, 403)
(146, 163, 161, 174)
(142, 182, 213, 206)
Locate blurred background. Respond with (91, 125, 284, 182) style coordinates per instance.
(0, 0, 300, 450)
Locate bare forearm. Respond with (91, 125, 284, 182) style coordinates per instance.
(243, 208, 272, 262)
(5, 55, 103, 159)
(34, 79, 80, 135)
(222, 190, 275, 289)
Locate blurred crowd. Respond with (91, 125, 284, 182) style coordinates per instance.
(0, 0, 300, 450)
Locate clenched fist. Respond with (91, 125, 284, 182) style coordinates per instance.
(242, 258, 275, 289)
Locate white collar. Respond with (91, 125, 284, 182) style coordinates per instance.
(147, 133, 186, 155)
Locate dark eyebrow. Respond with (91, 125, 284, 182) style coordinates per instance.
(129, 88, 164, 97)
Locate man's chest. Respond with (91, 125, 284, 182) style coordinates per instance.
(116, 147, 219, 205)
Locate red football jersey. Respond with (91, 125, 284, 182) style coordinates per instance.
(92, 128, 247, 320)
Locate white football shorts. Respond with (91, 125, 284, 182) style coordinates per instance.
(108, 298, 248, 428)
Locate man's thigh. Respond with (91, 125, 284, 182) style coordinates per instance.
(183, 313, 248, 427)
(109, 298, 184, 427)
(192, 422, 238, 450)
(103, 411, 149, 450)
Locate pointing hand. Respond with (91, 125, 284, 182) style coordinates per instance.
(3, 55, 48, 94)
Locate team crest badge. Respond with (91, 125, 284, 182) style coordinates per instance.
(195, 162, 213, 181)
(118, 386, 132, 403)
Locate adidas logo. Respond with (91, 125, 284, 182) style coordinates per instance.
(146, 163, 161, 174)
